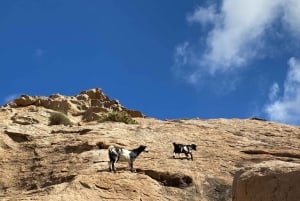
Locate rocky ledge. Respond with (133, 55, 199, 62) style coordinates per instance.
(3, 88, 144, 121)
(0, 89, 299, 201)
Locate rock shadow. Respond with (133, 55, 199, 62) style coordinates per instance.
(137, 169, 193, 188)
(5, 130, 30, 143)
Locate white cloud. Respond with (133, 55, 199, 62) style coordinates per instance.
(268, 82, 280, 101)
(174, 42, 189, 68)
(204, 0, 283, 72)
(265, 57, 300, 125)
(174, 0, 300, 83)
(282, 0, 300, 36)
(187, 4, 218, 26)
(173, 42, 201, 84)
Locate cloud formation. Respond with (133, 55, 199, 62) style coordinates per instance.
(282, 0, 300, 36)
(265, 57, 300, 125)
(174, 0, 300, 80)
(268, 83, 280, 102)
(174, 0, 300, 124)
(186, 4, 219, 26)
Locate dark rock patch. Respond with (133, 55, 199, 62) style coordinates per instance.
(137, 169, 193, 188)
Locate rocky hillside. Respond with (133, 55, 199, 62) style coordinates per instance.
(0, 88, 299, 201)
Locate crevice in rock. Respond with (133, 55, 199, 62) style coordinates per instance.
(241, 150, 300, 159)
(137, 169, 193, 188)
(249, 117, 267, 121)
(51, 128, 92, 135)
(64, 142, 96, 154)
(5, 130, 31, 142)
(64, 141, 110, 154)
(96, 142, 110, 149)
(95, 184, 110, 190)
(79, 181, 91, 189)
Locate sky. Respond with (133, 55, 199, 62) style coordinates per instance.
(1, 0, 300, 125)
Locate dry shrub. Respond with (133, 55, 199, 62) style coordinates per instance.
(49, 112, 72, 126)
(98, 111, 137, 124)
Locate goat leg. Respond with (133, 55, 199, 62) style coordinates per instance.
(112, 161, 117, 173)
(108, 161, 112, 172)
(190, 153, 193, 160)
(129, 161, 135, 172)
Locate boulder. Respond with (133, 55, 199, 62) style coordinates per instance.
(14, 95, 36, 107)
(39, 99, 72, 114)
(232, 160, 300, 201)
(49, 94, 65, 99)
(79, 88, 109, 101)
(75, 94, 90, 101)
(83, 107, 109, 121)
(11, 115, 39, 125)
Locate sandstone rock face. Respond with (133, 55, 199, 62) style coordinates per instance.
(232, 160, 300, 201)
(4, 88, 144, 120)
(122, 108, 145, 118)
(83, 107, 109, 121)
(0, 90, 300, 200)
(14, 95, 36, 106)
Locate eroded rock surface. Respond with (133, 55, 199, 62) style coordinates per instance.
(232, 160, 300, 201)
(4, 88, 144, 121)
(0, 89, 299, 200)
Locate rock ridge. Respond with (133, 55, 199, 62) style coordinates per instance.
(3, 88, 144, 121)
(0, 89, 299, 200)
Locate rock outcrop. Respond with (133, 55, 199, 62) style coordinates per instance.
(4, 88, 144, 122)
(232, 160, 300, 201)
(0, 89, 299, 200)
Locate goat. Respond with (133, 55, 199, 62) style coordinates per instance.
(108, 145, 148, 173)
(172, 142, 197, 160)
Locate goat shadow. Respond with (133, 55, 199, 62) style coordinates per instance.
(170, 156, 193, 160)
(98, 166, 134, 173)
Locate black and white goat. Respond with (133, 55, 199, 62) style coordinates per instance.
(172, 142, 197, 160)
(108, 145, 148, 173)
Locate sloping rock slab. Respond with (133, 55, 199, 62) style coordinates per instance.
(232, 160, 300, 201)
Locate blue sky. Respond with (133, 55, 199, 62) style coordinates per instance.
(1, 1, 300, 125)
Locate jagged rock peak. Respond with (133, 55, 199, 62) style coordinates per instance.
(3, 88, 144, 121)
(79, 88, 109, 101)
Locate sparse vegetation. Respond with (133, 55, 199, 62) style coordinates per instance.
(98, 111, 137, 124)
(49, 112, 73, 126)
